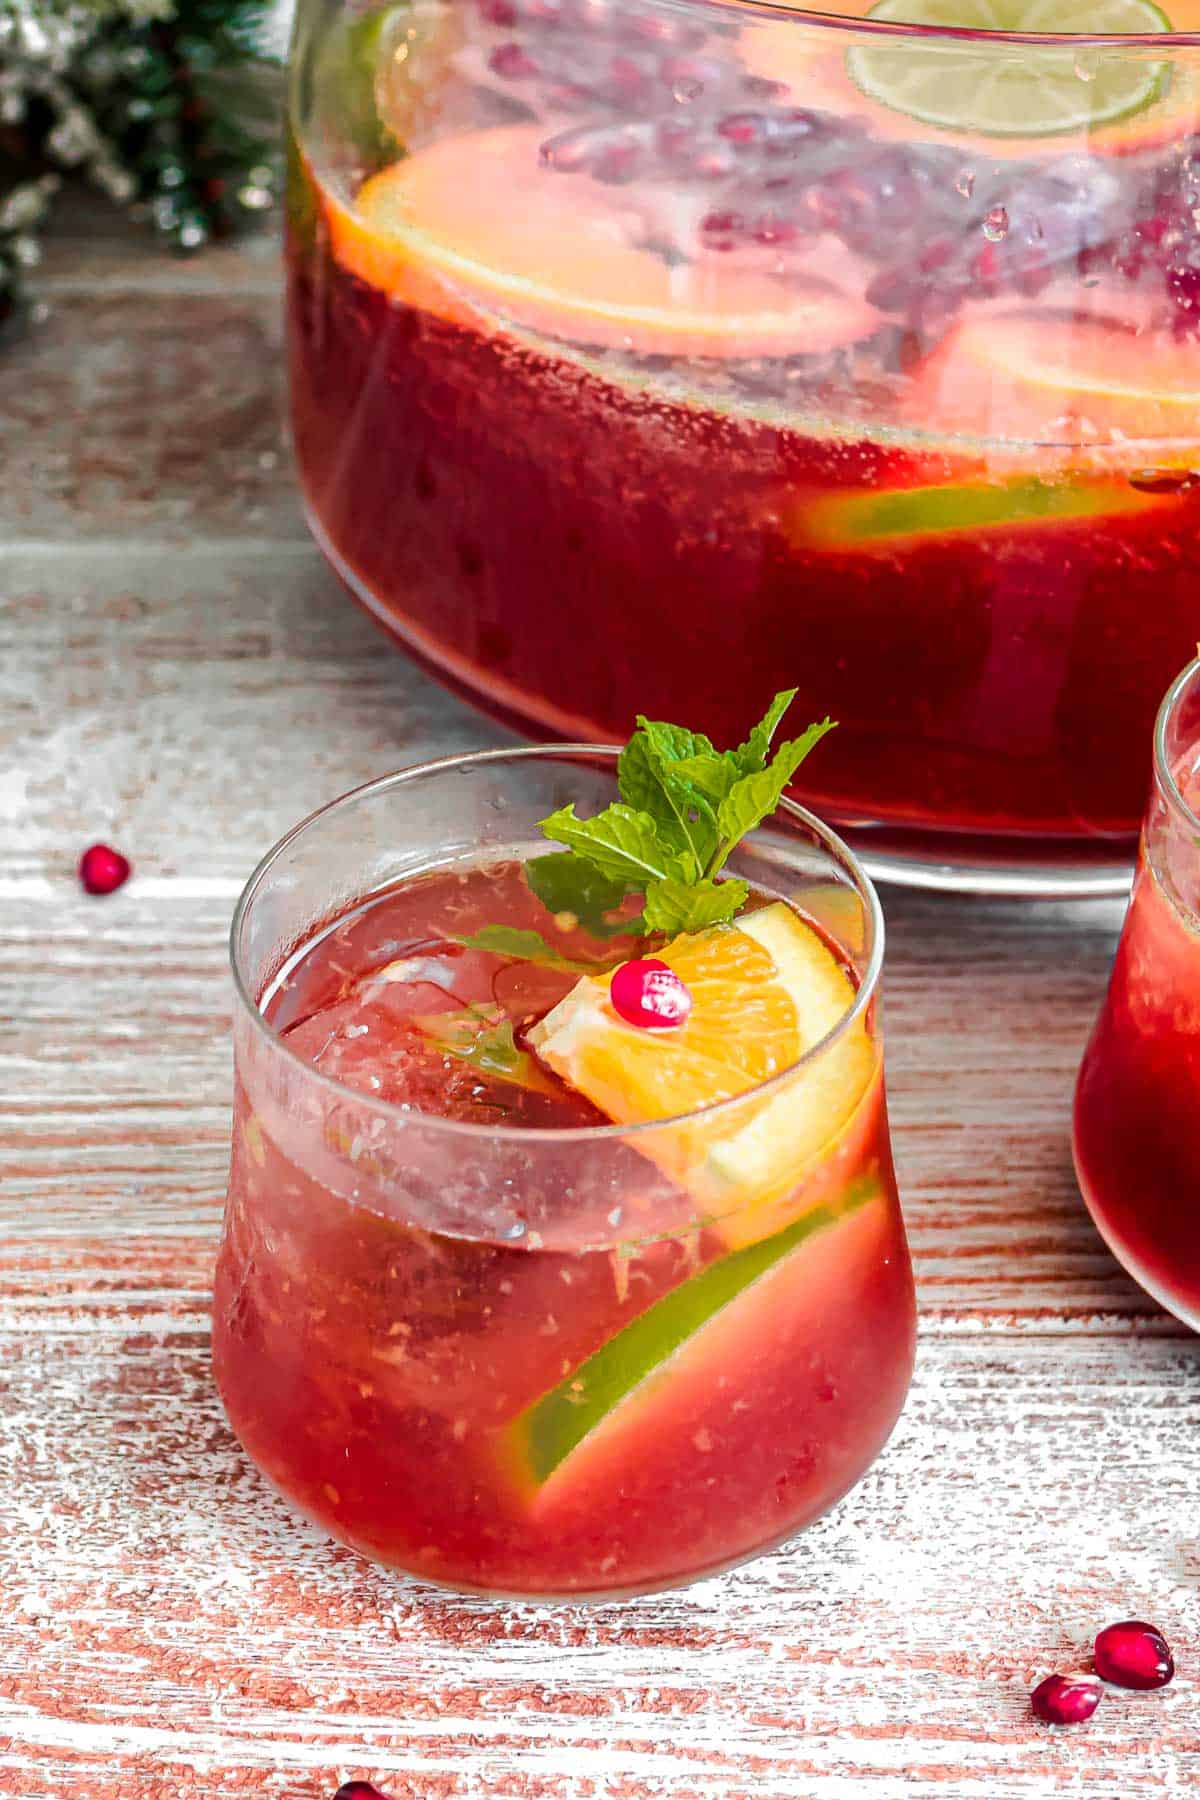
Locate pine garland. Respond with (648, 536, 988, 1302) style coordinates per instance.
(0, 0, 283, 333)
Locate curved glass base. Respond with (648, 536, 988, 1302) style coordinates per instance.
(849, 827, 1135, 899)
(309, 508, 1138, 901)
(1073, 1143, 1200, 1336)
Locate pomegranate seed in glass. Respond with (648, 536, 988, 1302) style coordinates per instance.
(1074, 657, 1200, 1329)
(287, 0, 1200, 895)
(212, 743, 915, 1597)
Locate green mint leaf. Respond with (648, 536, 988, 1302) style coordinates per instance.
(712, 720, 837, 867)
(540, 802, 678, 886)
(619, 733, 721, 878)
(733, 688, 801, 775)
(524, 852, 639, 937)
(531, 693, 835, 941)
(415, 1007, 556, 1095)
(454, 926, 600, 972)
(668, 751, 741, 803)
(642, 877, 749, 935)
(631, 718, 718, 766)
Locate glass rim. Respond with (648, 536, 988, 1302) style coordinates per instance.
(738, 3, 1200, 48)
(1154, 654, 1200, 836)
(229, 742, 886, 1146)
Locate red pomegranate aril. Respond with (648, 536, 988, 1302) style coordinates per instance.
(79, 843, 131, 896)
(334, 1785, 396, 1800)
(610, 957, 692, 1030)
(1094, 1620, 1175, 1690)
(754, 212, 799, 247)
(717, 110, 767, 147)
(489, 41, 539, 77)
(1031, 1673, 1103, 1726)
(699, 208, 748, 252)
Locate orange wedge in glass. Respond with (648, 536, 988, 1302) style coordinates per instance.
(529, 901, 880, 1249)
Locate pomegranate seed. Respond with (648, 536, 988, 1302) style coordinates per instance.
(1167, 261, 1200, 314)
(717, 110, 767, 147)
(1094, 1621, 1175, 1690)
(334, 1785, 396, 1800)
(753, 212, 799, 247)
(488, 41, 539, 77)
(79, 843, 131, 896)
(699, 209, 748, 252)
(742, 74, 790, 100)
(479, 0, 518, 22)
(610, 958, 692, 1030)
(1031, 1673, 1103, 1726)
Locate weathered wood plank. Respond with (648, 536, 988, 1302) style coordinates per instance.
(0, 545, 509, 883)
(0, 1330, 1195, 1800)
(0, 290, 295, 541)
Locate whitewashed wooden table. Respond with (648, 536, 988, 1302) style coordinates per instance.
(2, 203, 1197, 1800)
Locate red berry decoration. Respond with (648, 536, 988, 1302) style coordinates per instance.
(1031, 1673, 1103, 1726)
(334, 1785, 396, 1800)
(1094, 1620, 1175, 1690)
(610, 957, 693, 1030)
(78, 843, 131, 896)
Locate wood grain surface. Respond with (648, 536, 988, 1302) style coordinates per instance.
(1, 205, 1196, 1800)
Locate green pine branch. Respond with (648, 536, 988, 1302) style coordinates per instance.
(0, 0, 284, 337)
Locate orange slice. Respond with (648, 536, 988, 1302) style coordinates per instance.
(740, 0, 1200, 161)
(529, 901, 880, 1248)
(908, 309, 1200, 440)
(326, 124, 879, 358)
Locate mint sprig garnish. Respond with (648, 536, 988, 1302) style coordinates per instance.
(453, 925, 605, 972)
(534, 691, 834, 937)
(415, 1005, 557, 1095)
(524, 852, 640, 938)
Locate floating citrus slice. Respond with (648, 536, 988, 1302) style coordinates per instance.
(909, 310, 1200, 439)
(327, 125, 878, 357)
(529, 900, 879, 1249)
(794, 468, 1174, 548)
(741, 0, 1200, 159)
(498, 1175, 883, 1501)
(848, 0, 1170, 139)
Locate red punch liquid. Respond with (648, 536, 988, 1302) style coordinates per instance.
(1074, 782, 1200, 1327)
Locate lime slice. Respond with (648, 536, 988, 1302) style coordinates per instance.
(796, 472, 1171, 549)
(847, 0, 1172, 139)
(500, 1177, 879, 1494)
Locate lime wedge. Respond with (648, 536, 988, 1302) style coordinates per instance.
(847, 0, 1172, 139)
(500, 1178, 878, 1493)
(796, 472, 1170, 549)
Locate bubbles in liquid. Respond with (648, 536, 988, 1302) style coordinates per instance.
(982, 205, 1009, 243)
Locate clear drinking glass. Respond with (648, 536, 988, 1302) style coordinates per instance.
(286, 0, 1200, 894)
(1073, 659, 1200, 1330)
(212, 746, 916, 1597)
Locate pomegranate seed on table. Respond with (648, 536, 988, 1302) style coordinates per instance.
(1094, 1620, 1175, 1690)
(334, 1784, 396, 1800)
(78, 843, 131, 895)
(610, 957, 692, 1029)
(1031, 1673, 1103, 1726)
